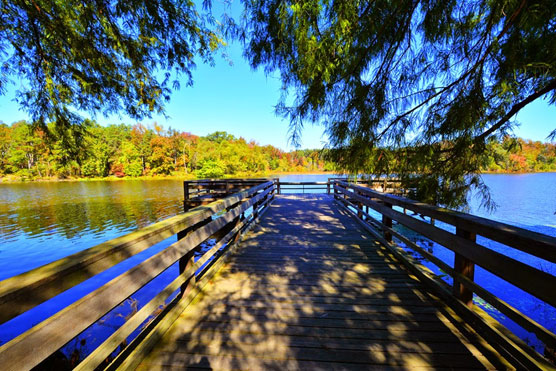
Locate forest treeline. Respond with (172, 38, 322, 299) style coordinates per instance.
(0, 121, 334, 180)
(482, 137, 556, 173)
(0, 120, 555, 181)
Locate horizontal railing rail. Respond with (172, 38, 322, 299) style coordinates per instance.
(329, 177, 410, 196)
(275, 181, 331, 194)
(332, 179, 556, 370)
(185, 177, 408, 199)
(0, 181, 276, 371)
(184, 178, 271, 210)
(274, 178, 407, 195)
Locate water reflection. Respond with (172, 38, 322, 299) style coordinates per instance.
(0, 180, 184, 279)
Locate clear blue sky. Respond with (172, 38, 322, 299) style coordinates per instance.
(0, 26, 554, 150)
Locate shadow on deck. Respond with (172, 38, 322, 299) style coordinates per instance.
(137, 195, 501, 370)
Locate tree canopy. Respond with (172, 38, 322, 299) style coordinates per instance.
(240, 0, 556, 208)
(2, 0, 555, 207)
(0, 0, 220, 131)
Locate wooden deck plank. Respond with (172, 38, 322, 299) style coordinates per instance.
(136, 194, 497, 370)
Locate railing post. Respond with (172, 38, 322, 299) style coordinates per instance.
(253, 195, 260, 220)
(177, 230, 196, 296)
(183, 181, 190, 212)
(326, 180, 330, 194)
(453, 227, 476, 307)
(356, 192, 363, 219)
(382, 202, 392, 242)
(177, 215, 212, 295)
(277, 179, 281, 194)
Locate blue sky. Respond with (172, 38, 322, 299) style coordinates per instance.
(0, 17, 554, 150)
(0, 40, 326, 151)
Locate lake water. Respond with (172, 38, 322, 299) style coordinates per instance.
(0, 173, 555, 356)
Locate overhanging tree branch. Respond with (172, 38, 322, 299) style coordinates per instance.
(476, 79, 556, 141)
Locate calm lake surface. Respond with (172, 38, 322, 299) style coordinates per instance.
(0, 173, 555, 353)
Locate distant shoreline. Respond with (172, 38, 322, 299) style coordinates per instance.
(3, 170, 556, 184)
(479, 170, 556, 175)
(0, 171, 337, 184)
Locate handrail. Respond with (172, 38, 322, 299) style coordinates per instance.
(332, 179, 556, 369)
(335, 181, 556, 263)
(0, 181, 276, 370)
(274, 180, 331, 194)
(183, 179, 271, 210)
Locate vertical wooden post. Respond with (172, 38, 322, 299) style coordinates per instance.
(382, 202, 392, 242)
(183, 181, 190, 212)
(277, 179, 281, 194)
(177, 230, 195, 296)
(225, 180, 232, 196)
(227, 203, 243, 244)
(453, 227, 476, 307)
(356, 193, 363, 219)
(177, 215, 212, 295)
(253, 195, 260, 220)
(326, 180, 330, 194)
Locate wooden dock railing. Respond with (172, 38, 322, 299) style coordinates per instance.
(183, 177, 405, 200)
(332, 179, 556, 369)
(275, 180, 331, 194)
(273, 177, 406, 195)
(183, 178, 270, 210)
(0, 181, 276, 370)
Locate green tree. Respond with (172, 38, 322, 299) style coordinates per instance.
(241, 0, 556, 208)
(81, 123, 121, 177)
(3, 121, 49, 178)
(0, 123, 11, 174)
(118, 142, 143, 177)
(0, 0, 221, 133)
(130, 124, 154, 174)
(196, 159, 225, 178)
(205, 131, 237, 144)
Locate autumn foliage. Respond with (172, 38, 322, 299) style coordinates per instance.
(0, 121, 332, 180)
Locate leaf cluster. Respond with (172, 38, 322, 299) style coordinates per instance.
(0, 0, 221, 133)
(241, 0, 556, 207)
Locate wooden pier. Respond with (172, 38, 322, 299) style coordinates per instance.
(0, 179, 555, 370)
(136, 194, 498, 369)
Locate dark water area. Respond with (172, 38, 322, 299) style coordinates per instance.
(0, 173, 554, 359)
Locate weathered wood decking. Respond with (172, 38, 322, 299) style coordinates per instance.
(137, 195, 498, 370)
